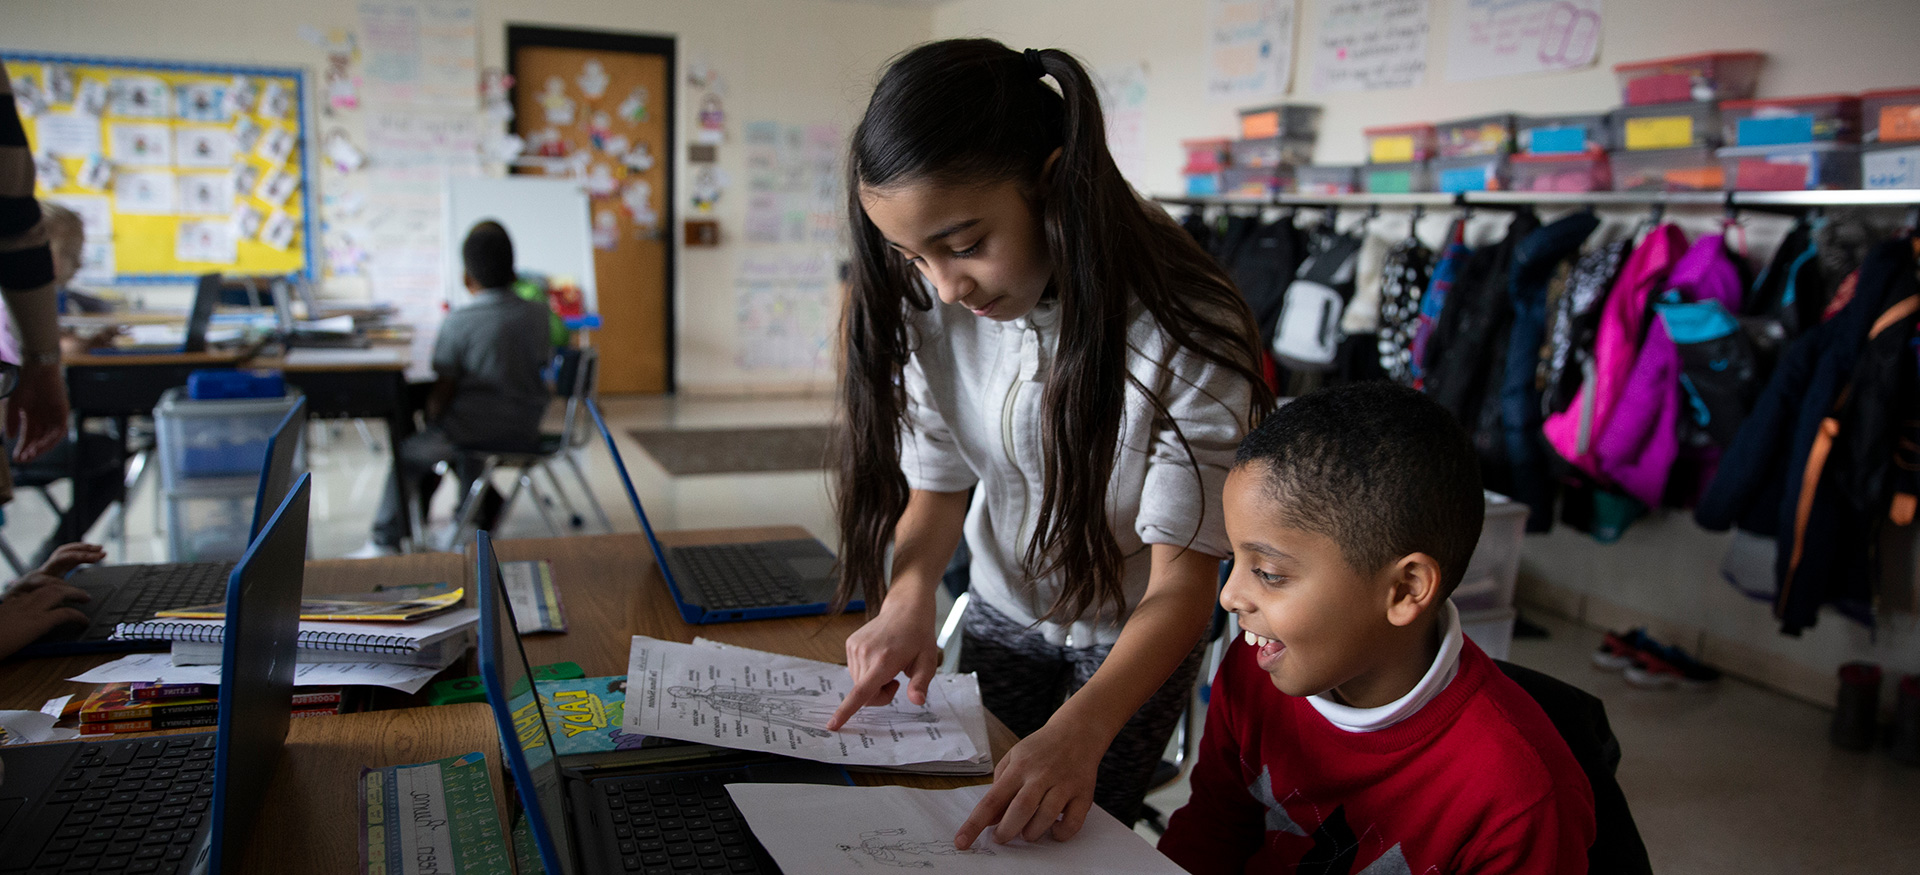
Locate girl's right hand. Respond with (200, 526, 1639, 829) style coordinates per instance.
(827, 592, 941, 730)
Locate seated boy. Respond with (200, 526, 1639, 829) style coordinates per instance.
(1158, 383, 1594, 874)
(363, 221, 552, 552)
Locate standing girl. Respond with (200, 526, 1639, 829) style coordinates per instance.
(825, 39, 1270, 848)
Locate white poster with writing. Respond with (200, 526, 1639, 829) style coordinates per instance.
(1206, 0, 1297, 100)
(1098, 63, 1151, 190)
(1310, 0, 1432, 93)
(1445, 0, 1603, 81)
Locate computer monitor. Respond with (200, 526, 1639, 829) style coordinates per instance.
(248, 396, 307, 540)
(183, 273, 221, 353)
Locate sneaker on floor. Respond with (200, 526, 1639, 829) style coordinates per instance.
(1624, 642, 1722, 690)
(345, 539, 402, 559)
(1591, 628, 1657, 672)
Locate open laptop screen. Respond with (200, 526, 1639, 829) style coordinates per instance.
(583, 398, 687, 602)
(248, 396, 307, 541)
(476, 530, 579, 875)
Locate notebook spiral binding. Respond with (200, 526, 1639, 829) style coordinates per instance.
(112, 620, 419, 653)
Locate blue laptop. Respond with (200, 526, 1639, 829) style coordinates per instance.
(0, 472, 311, 874)
(474, 529, 850, 875)
(21, 397, 309, 656)
(584, 399, 858, 624)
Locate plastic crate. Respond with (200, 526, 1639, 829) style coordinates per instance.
(1518, 113, 1613, 155)
(1434, 154, 1508, 193)
(1861, 87, 1920, 144)
(1614, 101, 1722, 152)
(165, 489, 257, 564)
(1863, 142, 1920, 189)
(1720, 143, 1861, 190)
(1613, 51, 1763, 106)
(1364, 123, 1437, 164)
(1185, 172, 1224, 197)
(1612, 146, 1726, 191)
(156, 387, 303, 484)
(1295, 164, 1361, 195)
(1181, 138, 1232, 174)
(1222, 166, 1288, 198)
(1361, 161, 1433, 193)
(1460, 607, 1517, 661)
(1721, 95, 1860, 146)
(1239, 103, 1322, 141)
(1452, 492, 1528, 614)
(1232, 137, 1314, 169)
(1510, 152, 1611, 192)
(1435, 113, 1515, 158)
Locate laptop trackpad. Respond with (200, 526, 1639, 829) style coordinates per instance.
(784, 556, 835, 584)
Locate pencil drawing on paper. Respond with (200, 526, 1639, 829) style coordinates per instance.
(667, 684, 940, 738)
(838, 828, 996, 868)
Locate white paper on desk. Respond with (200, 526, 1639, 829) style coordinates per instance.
(691, 637, 993, 776)
(0, 710, 73, 745)
(283, 347, 404, 367)
(297, 314, 357, 334)
(624, 635, 977, 768)
(70, 652, 445, 694)
(726, 783, 1188, 875)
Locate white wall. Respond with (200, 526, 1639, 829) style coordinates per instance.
(6, 0, 934, 396)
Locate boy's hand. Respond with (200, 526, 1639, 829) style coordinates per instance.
(38, 542, 106, 578)
(827, 592, 940, 731)
(954, 719, 1103, 849)
(0, 575, 91, 658)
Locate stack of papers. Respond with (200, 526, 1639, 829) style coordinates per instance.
(624, 636, 985, 771)
(70, 652, 448, 694)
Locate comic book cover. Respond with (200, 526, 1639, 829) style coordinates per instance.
(535, 675, 647, 756)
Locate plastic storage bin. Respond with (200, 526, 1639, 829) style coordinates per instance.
(1862, 87, 1920, 144)
(1222, 166, 1288, 197)
(156, 386, 303, 483)
(1451, 491, 1529, 615)
(1721, 95, 1860, 146)
(1614, 101, 1722, 152)
(1184, 173, 1224, 197)
(1361, 161, 1433, 194)
(1295, 164, 1361, 195)
(1364, 123, 1437, 164)
(1720, 143, 1860, 190)
(1460, 607, 1517, 661)
(1862, 143, 1920, 189)
(1435, 113, 1514, 158)
(1510, 152, 1611, 192)
(1434, 154, 1508, 192)
(1232, 136, 1313, 169)
(1613, 51, 1763, 106)
(1612, 147, 1726, 191)
(1517, 113, 1613, 155)
(166, 491, 257, 564)
(1238, 103, 1322, 141)
(1181, 138, 1231, 174)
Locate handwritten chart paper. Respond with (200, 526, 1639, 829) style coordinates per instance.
(727, 784, 1188, 875)
(1445, 0, 1603, 81)
(622, 636, 978, 767)
(1206, 0, 1298, 100)
(1310, 0, 1432, 93)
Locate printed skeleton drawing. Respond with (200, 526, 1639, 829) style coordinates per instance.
(666, 684, 940, 737)
(838, 828, 995, 868)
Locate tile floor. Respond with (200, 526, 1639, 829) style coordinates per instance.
(11, 393, 1918, 872)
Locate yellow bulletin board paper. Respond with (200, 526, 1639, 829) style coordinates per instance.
(3, 51, 314, 283)
(1370, 135, 1416, 164)
(1625, 116, 1696, 151)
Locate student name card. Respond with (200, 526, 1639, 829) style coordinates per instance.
(360, 752, 511, 875)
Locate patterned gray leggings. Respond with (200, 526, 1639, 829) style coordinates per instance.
(956, 599, 1207, 827)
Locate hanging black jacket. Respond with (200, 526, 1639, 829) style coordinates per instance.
(1423, 210, 1540, 487)
(1503, 212, 1599, 530)
(1220, 214, 1306, 349)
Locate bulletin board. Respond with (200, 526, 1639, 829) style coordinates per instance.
(2, 51, 315, 283)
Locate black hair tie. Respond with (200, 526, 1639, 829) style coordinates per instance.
(1023, 48, 1047, 79)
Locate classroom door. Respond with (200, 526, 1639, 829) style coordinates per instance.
(510, 29, 675, 394)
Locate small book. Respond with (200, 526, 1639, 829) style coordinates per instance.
(114, 607, 480, 654)
(128, 682, 218, 702)
(153, 587, 464, 622)
(80, 713, 221, 735)
(80, 684, 219, 725)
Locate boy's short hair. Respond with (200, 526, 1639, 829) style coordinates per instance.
(462, 220, 516, 289)
(1234, 382, 1484, 596)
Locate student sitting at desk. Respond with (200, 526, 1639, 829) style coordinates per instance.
(361, 221, 551, 554)
(1157, 383, 1595, 874)
(0, 542, 104, 659)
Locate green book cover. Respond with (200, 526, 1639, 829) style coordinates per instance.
(534, 675, 648, 756)
(360, 751, 511, 875)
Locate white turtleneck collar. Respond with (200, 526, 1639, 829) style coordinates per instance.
(1306, 600, 1464, 733)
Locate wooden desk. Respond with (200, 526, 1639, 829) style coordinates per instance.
(0, 550, 469, 712)
(484, 528, 1016, 789)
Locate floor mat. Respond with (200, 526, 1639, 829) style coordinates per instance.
(625, 425, 834, 476)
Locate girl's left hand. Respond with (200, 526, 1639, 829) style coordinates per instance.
(952, 719, 1105, 849)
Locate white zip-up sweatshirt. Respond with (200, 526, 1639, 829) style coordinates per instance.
(899, 295, 1256, 647)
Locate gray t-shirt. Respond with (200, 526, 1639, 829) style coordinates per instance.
(433, 288, 552, 449)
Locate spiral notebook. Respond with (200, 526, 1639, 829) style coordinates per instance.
(111, 607, 480, 655)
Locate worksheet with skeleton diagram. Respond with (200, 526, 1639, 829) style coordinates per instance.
(622, 635, 979, 766)
(726, 783, 1189, 874)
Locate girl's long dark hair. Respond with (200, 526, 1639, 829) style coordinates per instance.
(833, 39, 1271, 624)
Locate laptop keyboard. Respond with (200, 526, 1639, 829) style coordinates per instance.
(674, 546, 806, 611)
(12, 734, 216, 874)
(95, 565, 235, 635)
(596, 772, 766, 874)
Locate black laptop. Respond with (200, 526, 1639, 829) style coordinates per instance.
(0, 473, 311, 874)
(17, 396, 307, 657)
(474, 529, 850, 875)
(584, 399, 858, 624)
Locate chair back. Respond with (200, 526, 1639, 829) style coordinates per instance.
(556, 346, 601, 449)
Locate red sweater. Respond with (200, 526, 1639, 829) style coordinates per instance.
(1158, 638, 1594, 874)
